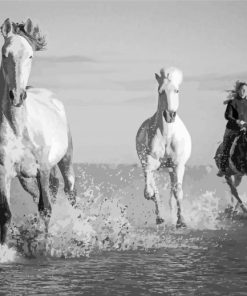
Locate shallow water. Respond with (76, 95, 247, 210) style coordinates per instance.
(1, 164, 247, 295)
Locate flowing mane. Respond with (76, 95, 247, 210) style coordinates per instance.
(10, 21, 46, 51)
(160, 67, 183, 87)
(223, 80, 247, 105)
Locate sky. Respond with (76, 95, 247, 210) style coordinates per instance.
(0, 0, 247, 165)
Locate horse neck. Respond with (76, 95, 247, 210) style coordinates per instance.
(0, 64, 27, 136)
(157, 94, 166, 116)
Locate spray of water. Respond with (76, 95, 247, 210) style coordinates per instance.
(1, 164, 245, 261)
(0, 245, 17, 263)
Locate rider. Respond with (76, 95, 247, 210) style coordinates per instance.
(217, 81, 247, 176)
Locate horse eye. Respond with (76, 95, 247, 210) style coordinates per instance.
(2, 54, 7, 59)
(29, 56, 33, 59)
(175, 89, 179, 94)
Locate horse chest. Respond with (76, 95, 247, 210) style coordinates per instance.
(151, 130, 174, 159)
(0, 130, 39, 177)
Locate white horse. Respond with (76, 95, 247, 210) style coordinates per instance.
(136, 67, 191, 228)
(0, 18, 77, 244)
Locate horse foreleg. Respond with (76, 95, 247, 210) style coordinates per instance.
(173, 164, 186, 228)
(37, 170, 52, 231)
(18, 176, 39, 203)
(144, 167, 164, 225)
(0, 166, 11, 244)
(168, 168, 175, 211)
(226, 175, 247, 213)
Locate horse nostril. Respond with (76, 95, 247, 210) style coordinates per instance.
(9, 90, 14, 100)
(170, 111, 176, 120)
(21, 91, 27, 100)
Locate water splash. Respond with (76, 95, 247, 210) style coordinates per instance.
(0, 245, 17, 263)
(5, 164, 242, 259)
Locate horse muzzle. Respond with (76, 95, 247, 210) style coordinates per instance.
(163, 110, 176, 123)
(9, 89, 27, 107)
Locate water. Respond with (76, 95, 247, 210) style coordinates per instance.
(1, 164, 247, 295)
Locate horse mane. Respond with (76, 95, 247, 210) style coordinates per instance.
(12, 22, 46, 51)
(161, 67, 183, 86)
(223, 80, 247, 105)
(223, 98, 232, 105)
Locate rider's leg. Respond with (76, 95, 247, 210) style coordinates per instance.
(217, 129, 238, 176)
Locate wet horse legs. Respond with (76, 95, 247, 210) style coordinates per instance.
(49, 166, 59, 203)
(0, 166, 11, 244)
(144, 169, 164, 224)
(37, 170, 52, 231)
(225, 175, 247, 213)
(170, 164, 186, 228)
(58, 154, 77, 207)
(18, 167, 59, 204)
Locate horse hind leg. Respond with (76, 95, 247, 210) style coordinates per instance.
(58, 134, 77, 207)
(58, 159, 76, 207)
(49, 166, 59, 203)
(37, 170, 52, 232)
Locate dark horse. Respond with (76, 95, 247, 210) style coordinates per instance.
(215, 128, 247, 213)
(0, 18, 77, 244)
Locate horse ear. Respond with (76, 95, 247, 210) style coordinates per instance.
(1, 18, 12, 37)
(24, 18, 33, 35)
(155, 73, 161, 83)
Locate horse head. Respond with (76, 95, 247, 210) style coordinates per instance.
(155, 67, 183, 123)
(1, 18, 46, 107)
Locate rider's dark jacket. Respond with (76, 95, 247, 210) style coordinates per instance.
(225, 95, 247, 130)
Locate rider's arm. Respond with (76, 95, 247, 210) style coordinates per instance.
(225, 102, 245, 127)
(224, 103, 237, 124)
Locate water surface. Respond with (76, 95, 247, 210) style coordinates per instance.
(1, 164, 247, 295)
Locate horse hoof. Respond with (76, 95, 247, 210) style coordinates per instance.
(176, 220, 186, 229)
(156, 217, 164, 225)
(144, 189, 155, 201)
(144, 195, 153, 201)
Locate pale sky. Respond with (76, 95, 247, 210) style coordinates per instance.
(0, 1, 247, 165)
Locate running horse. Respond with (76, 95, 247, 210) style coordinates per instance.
(215, 129, 247, 213)
(0, 18, 77, 244)
(136, 67, 192, 228)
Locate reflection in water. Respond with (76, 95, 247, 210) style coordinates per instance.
(1, 164, 247, 295)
